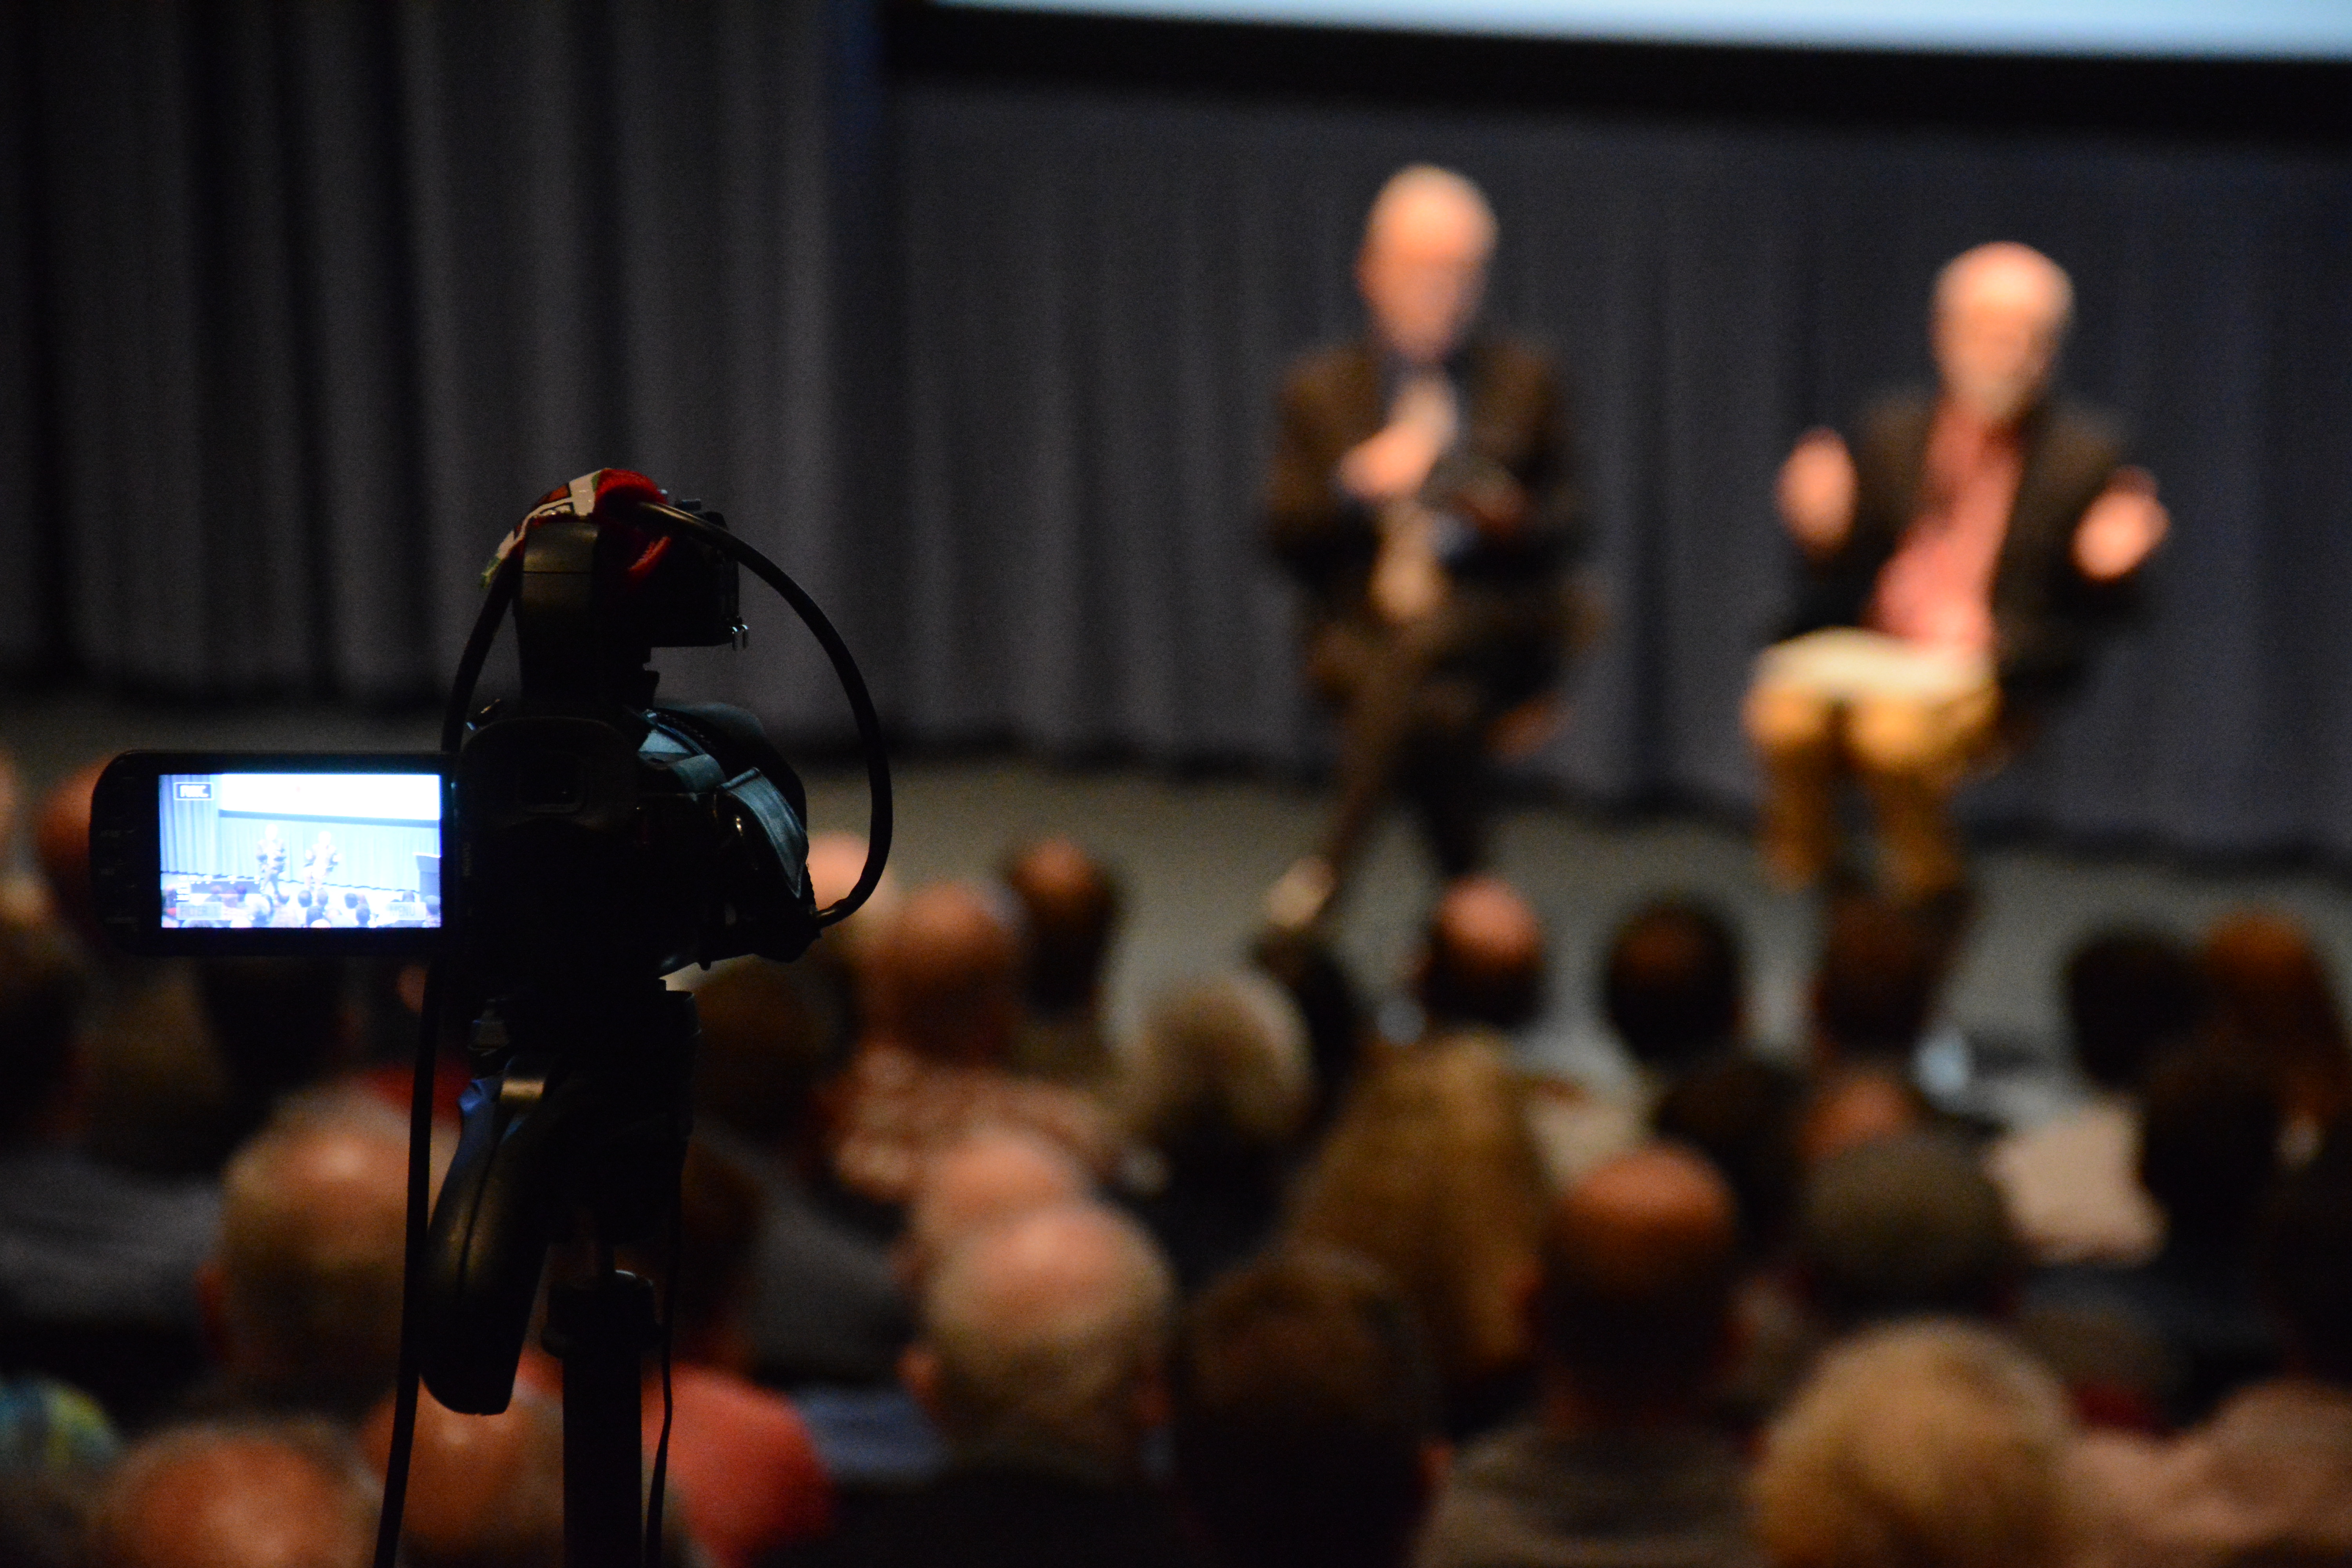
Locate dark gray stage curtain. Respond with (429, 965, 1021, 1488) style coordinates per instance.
(4, 0, 890, 727)
(893, 84, 2352, 856)
(10, 6, 2352, 858)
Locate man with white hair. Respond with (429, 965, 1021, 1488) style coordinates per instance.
(1751, 1319, 2081, 1568)
(794, 1129, 1094, 1490)
(1746, 241, 2168, 906)
(799, 1201, 1199, 1568)
(194, 1094, 412, 1421)
(1265, 163, 1581, 932)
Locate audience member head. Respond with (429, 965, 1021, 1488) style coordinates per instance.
(1173, 1249, 1438, 1568)
(1536, 1143, 1738, 1420)
(31, 763, 103, 951)
(1603, 898, 1745, 1075)
(86, 1420, 376, 1568)
(0, 918, 86, 1148)
(1001, 837, 1121, 1018)
(1358, 165, 1495, 366)
(690, 956, 848, 1155)
(207, 1095, 413, 1419)
(1795, 1066, 1930, 1170)
(808, 830, 899, 933)
(866, 882, 1024, 1067)
(1417, 875, 1546, 1033)
(2137, 1046, 2281, 1258)
(360, 1391, 563, 1568)
(1811, 895, 1945, 1068)
(194, 958, 353, 1127)
(1288, 1036, 1548, 1405)
(2258, 1134, 2352, 1384)
(1653, 1056, 1805, 1260)
(1752, 1320, 2078, 1568)
(2060, 928, 2205, 1093)
(1123, 973, 1312, 1172)
(903, 1127, 1093, 1289)
(1931, 242, 2073, 426)
(905, 1202, 1176, 1474)
(1798, 1132, 2018, 1328)
(2201, 909, 2352, 1125)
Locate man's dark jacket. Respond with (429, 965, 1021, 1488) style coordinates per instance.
(1788, 390, 2142, 703)
(1264, 335, 1579, 660)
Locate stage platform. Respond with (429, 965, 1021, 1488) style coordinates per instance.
(8, 693, 2350, 1129)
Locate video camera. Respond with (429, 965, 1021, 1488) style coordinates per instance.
(86, 469, 891, 1568)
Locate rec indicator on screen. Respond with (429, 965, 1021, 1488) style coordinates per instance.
(157, 771, 445, 931)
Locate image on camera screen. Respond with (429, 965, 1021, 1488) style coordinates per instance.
(158, 772, 444, 932)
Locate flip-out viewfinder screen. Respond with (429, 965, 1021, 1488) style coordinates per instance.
(159, 771, 445, 931)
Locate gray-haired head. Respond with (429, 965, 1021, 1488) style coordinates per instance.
(914, 1201, 1177, 1473)
(1798, 1131, 2018, 1326)
(1753, 1319, 2078, 1568)
(1123, 971, 1313, 1158)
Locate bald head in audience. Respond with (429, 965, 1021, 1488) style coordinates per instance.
(87, 1421, 376, 1568)
(360, 1391, 564, 1568)
(1419, 875, 1546, 1033)
(868, 883, 1025, 1067)
(808, 832, 899, 951)
(1537, 1143, 1739, 1420)
(204, 1096, 414, 1419)
(1795, 1066, 1929, 1169)
(904, 1202, 1176, 1473)
(902, 1127, 1092, 1287)
(1002, 837, 1120, 1018)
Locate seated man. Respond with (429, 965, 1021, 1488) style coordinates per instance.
(1752, 1321, 2078, 1568)
(1173, 1248, 1441, 1568)
(1986, 929, 2201, 1267)
(1747, 241, 2167, 905)
(0, 920, 220, 1426)
(1264, 164, 1581, 932)
(1001, 837, 1122, 1086)
(2076, 1140, 2352, 1564)
(85, 1419, 377, 1568)
(829, 883, 1115, 1212)
(198, 1095, 411, 1422)
(1415, 1143, 1753, 1568)
(788, 1202, 1199, 1568)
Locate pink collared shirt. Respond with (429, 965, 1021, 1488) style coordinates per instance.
(1866, 401, 2023, 656)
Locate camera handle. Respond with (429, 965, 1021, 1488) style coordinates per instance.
(418, 981, 698, 1568)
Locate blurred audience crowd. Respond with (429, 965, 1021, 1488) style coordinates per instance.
(4, 748, 2352, 1567)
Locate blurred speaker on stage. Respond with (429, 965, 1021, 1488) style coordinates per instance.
(1745, 242, 2169, 909)
(1263, 165, 1586, 934)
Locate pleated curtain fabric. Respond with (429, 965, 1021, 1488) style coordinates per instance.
(5, 3, 2352, 855)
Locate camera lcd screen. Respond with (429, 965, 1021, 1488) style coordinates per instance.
(157, 770, 446, 933)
